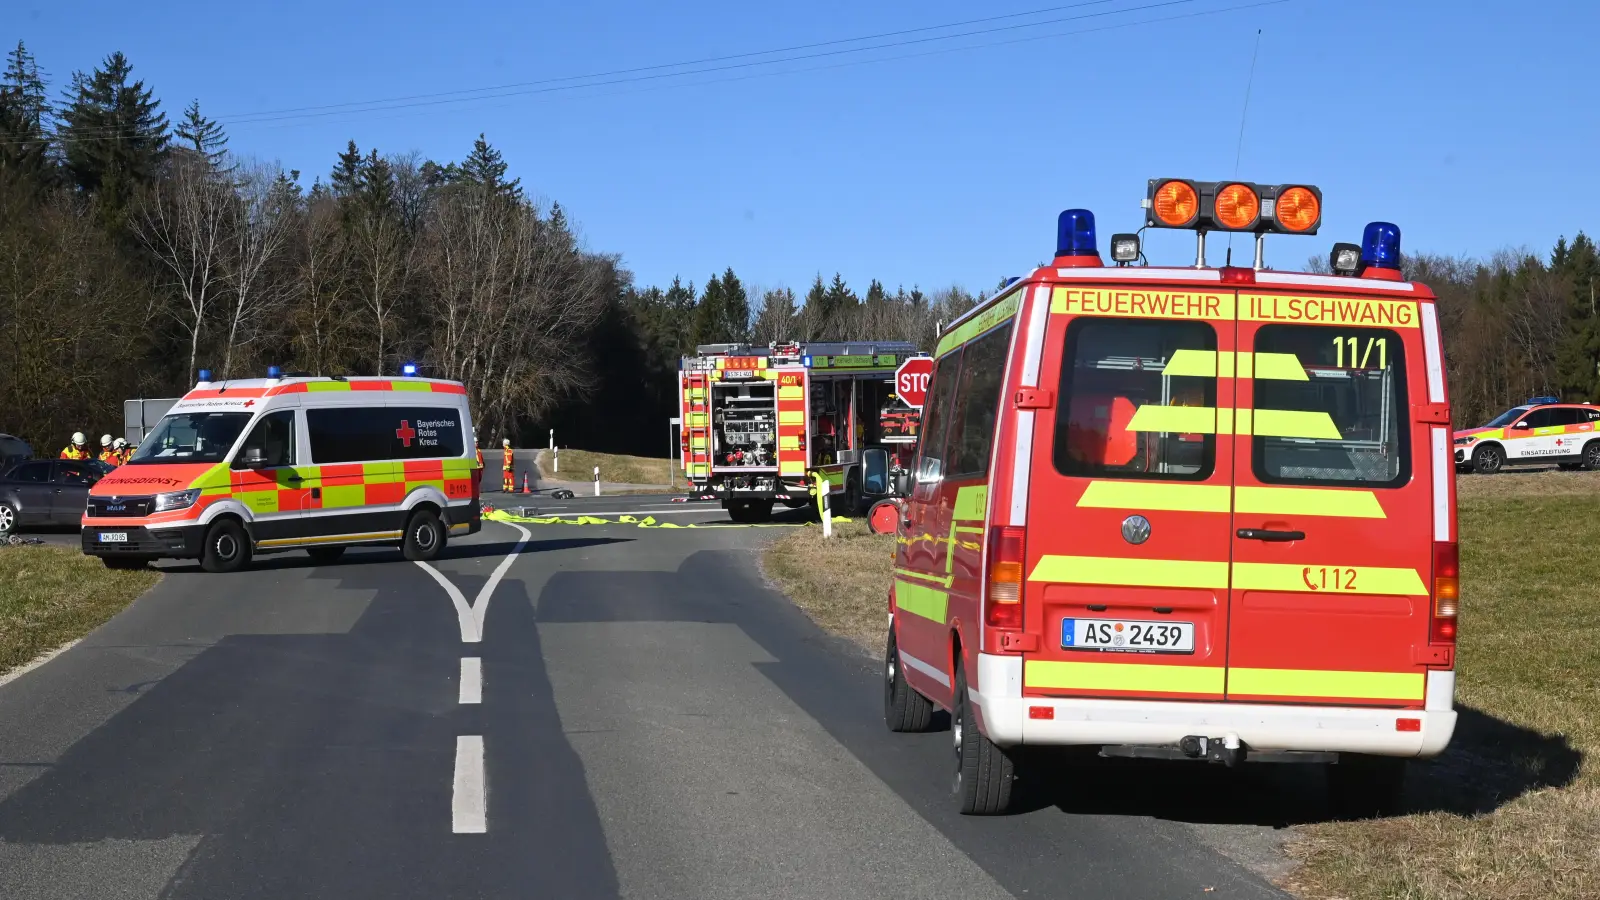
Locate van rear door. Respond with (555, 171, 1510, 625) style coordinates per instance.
(1226, 291, 1435, 707)
(1022, 284, 1239, 701)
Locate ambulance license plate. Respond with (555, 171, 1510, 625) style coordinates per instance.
(1062, 618, 1194, 653)
(98, 532, 128, 543)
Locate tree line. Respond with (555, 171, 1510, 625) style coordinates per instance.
(2, 39, 1596, 458)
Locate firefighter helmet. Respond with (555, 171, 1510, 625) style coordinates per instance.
(100, 434, 112, 446)
(71, 432, 86, 446)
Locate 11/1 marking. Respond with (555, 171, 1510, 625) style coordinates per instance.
(1332, 336, 1387, 369)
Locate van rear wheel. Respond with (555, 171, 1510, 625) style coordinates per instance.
(954, 663, 1017, 815)
(402, 509, 445, 561)
(200, 519, 251, 573)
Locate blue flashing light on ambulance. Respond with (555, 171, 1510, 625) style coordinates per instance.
(883, 179, 1458, 817)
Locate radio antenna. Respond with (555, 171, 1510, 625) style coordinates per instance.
(1227, 28, 1263, 267)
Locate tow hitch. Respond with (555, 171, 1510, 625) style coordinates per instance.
(1099, 734, 1336, 766)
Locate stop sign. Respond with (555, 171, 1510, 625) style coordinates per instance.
(895, 357, 934, 409)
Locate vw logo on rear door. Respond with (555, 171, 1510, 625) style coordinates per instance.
(1121, 515, 1152, 545)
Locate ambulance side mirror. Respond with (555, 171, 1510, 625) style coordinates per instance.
(1512, 420, 1531, 430)
(237, 447, 267, 470)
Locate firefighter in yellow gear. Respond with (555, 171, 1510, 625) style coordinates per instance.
(502, 439, 515, 492)
(60, 432, 90, 460)
(112, 438, 131, 465)
(97, 434, 118, 465)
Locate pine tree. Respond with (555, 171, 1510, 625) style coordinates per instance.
(173, 99, 230, 169)
(459, 133, 522, 201)
(665, 276, 697, 352)
(0, 42, 52, 183)
(694, 272, 724, 346)
(57, 51, 170, 204)
(3, 41, 49, 133)
(819, 273, 858, 339)
(358, 147, 393, 214)
(330, 140, 363, 199)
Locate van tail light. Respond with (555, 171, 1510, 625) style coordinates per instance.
(986, 526, 1025, 629)
(1431, 541, 1458, 644)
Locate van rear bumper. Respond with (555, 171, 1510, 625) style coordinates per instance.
(971, 663, 1456, 759)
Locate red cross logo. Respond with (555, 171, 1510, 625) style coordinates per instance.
(1556, 438, 1565, 446)
(243, 399, 256, 407)
(395, 420, 417, 447)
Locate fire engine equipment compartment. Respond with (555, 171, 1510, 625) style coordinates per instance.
(711, 381, 777, 470)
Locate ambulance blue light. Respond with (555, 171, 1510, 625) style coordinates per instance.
(802, 355, 813, 368)
(197, 369, 212, 383)
(1529, 395, 1560, 405)
(1361, 222, 1402, 270)
(1056, 209, 1099, 258)
(401, 362, 418, 376)
(266, 365, 282, 378)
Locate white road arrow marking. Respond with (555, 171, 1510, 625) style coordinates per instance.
(415, 521, 531, 643)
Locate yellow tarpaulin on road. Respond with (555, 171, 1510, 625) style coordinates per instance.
(483, 509, 849, 529)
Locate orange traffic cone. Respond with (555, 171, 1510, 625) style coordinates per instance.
(521, 473, 532, 494)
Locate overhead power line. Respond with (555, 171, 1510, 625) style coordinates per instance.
(19, 0, 1289, 145)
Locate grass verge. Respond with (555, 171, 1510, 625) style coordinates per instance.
(763, 520, 895, 654)
(538, 449, 675, 486)
(1288, 472, 1599, 900)
(0, 545, 159, 676)
(761, 472, 1599, 898)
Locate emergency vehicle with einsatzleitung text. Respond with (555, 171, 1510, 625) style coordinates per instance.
(679, 341, 928, 522)
(883, 179, 1459, 817)
(1452, 396, 1600, 473)
(82, 369, 481, 573)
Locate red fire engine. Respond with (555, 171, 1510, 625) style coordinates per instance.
(679, 341, 926, 521)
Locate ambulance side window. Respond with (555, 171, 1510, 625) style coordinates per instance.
(915, 350, 962, 482)
(235, 411, 296, 469)
(945, 323, 1014, 479)
(1252, 325, 1409, 487)
(1052, 318, 1217, 480)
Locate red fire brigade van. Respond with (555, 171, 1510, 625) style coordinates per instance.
(885, 181, 1458, 817)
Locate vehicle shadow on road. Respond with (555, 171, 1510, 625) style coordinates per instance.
(988, 703, 1583, 827)
(153, 536, 633, 573)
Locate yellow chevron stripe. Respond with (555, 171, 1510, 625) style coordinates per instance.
(1234, 485, 1385, 518)
(1077, 481, 1231, 513)
(1231, 562, 1427, 595)
(1028, 555, 1229, 589)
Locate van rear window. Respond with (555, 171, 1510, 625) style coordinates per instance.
(1053, 318, 1217, 480)
(1250, 325, 1408, 487)
(307, 407, 465, 464)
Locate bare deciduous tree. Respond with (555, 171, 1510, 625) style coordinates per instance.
(130, 156, 230, 381)
(218, 159, 294, 376)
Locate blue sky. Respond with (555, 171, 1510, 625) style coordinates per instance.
(12, 0, 1597, 295)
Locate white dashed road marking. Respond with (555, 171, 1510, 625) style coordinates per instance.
(459, 657, 482, 704)
(452, 736, 486, 834)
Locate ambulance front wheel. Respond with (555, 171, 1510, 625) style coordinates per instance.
(201, 518, 252, 574)
(402, 508, 445, 561)
(1472, 444, 1504, 474)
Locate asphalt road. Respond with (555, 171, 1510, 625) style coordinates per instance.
(0, 493, 1293, 899)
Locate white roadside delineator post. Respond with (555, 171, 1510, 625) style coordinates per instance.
(594, 466, 601, 497)
(816, 472, 832, 539)
(553, 447, 559, 474)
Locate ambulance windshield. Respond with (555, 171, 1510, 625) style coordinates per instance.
(128, 412, 253, 465)
(1483, 407, 1530, 428)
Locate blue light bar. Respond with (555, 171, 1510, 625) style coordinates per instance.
(1528, 395, 1560, 405)
(1360, 221, 1401, 270)
(1056, 209, 1098, 258)
(266, 365, 282, 378)
(1004, 276, 1020, 288)
(401, 362, 418, 376)
(197, 369, 212, 382)
(802, 355, 813, 368)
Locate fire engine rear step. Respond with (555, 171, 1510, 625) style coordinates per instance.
(1098, 736, 1338, 766)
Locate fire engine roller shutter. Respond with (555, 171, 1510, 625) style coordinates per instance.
(776, 371, 807, 478)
